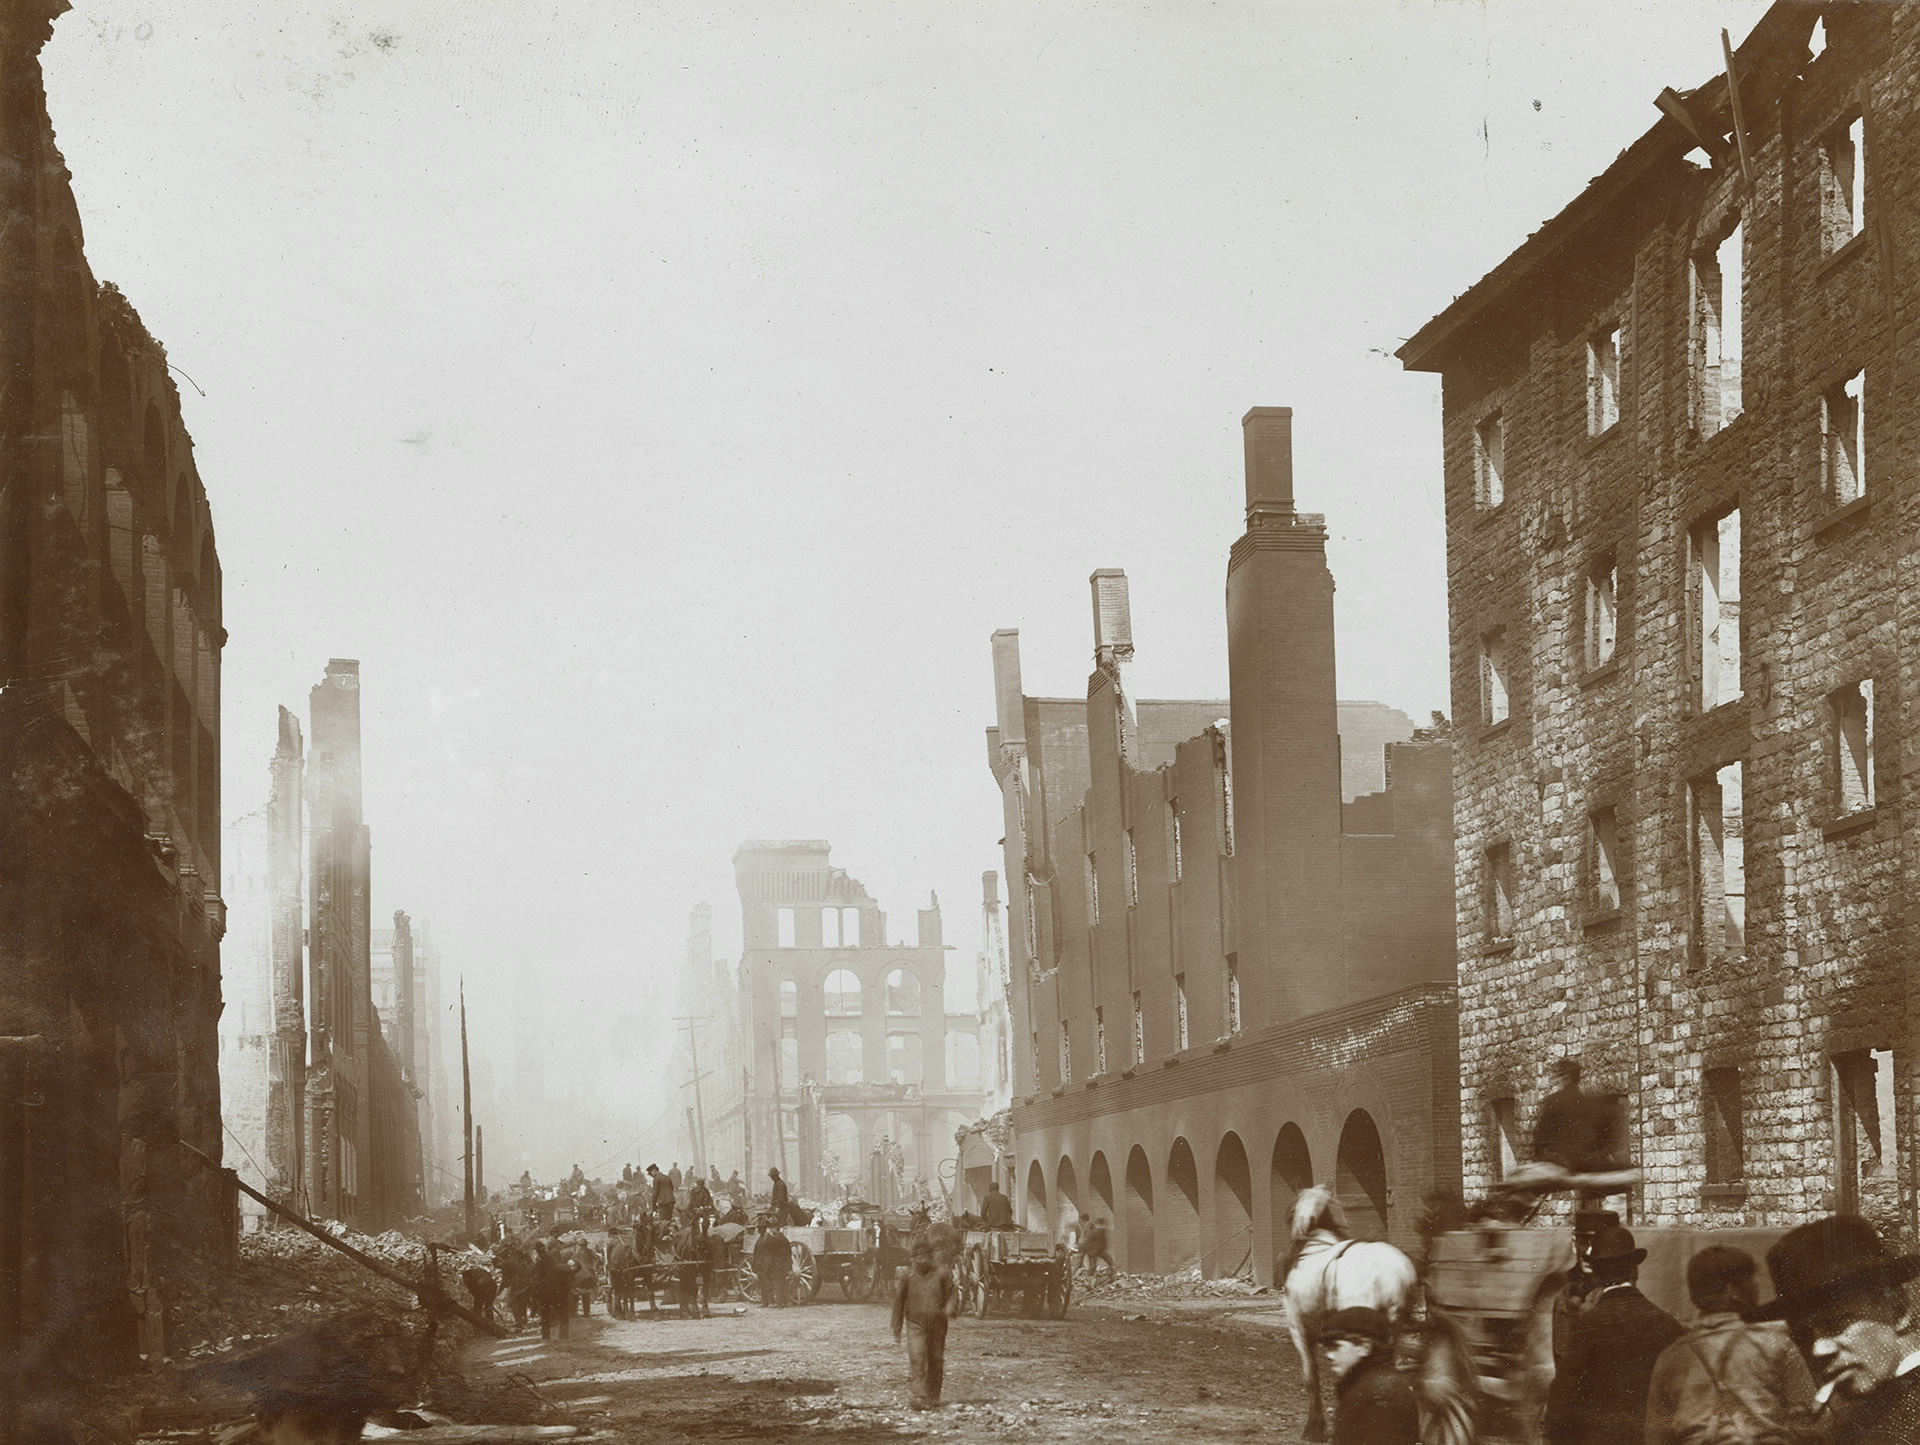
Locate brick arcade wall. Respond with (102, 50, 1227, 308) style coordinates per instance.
(1417, 7, 1920, 1238)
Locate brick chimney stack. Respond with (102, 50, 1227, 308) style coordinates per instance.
(1224, 407, 1343, 1025)
(1242, 406, 1295, 521)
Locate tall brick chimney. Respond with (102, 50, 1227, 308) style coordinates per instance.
(1224, 407, 1343, 1024)
(991, 629, 1026, 749)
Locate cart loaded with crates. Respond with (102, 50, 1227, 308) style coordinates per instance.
(956, 1229, 1071, 1318)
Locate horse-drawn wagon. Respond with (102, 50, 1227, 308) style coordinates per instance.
(955, 1229, 1072, 1318)
(739, 1220, 885, 1303)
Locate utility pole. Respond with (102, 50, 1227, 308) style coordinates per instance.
(475, 1123, 485, 1203)
(674, 1016, 711, 1177)
(460, 979, 474, 1241)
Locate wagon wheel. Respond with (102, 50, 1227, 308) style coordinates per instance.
(842, 1254, 878, 1301)
(790, 1243, 819, 1304)
(969, 1248, 991, 1318)
(739, 1263, 762, 1305)
(1049, 1259, 1073, 1319)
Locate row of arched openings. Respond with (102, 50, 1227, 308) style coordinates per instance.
(782, 969, 925, 1017)
(1020, 1109, 1388, 1279)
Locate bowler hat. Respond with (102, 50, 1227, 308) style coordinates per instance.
(1588, 1225, 1647, 1267)
(1745, 1214, 1920, 1323)
(1319, 1306, 1392, 1345)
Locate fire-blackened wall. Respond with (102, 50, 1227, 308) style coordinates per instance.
(0, 2, 230, 1408)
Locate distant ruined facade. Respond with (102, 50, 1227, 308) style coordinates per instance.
(0, 3, 230, 1400)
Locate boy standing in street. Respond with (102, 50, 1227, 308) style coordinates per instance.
(892, 1239, 959, 1409)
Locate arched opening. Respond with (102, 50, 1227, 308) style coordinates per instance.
(1025, 1159, 1050, 1234)
(1164, 1138, 1201, 1272)
(885, 969, 920, 1016)
(1270, 1125, 1313, 1281)
(825, 1028, 863, 1085)
(885, 1030, 924, 1085)
(1055, 1155, 1081, 1238)
(824, 969, 861, 1017)
(1335, 1109, 1390, 1239)
(1122, 1145, 1156, 1274)
(1212, 1133, 1254, 1279)
(1089, 1150, 1115, 1223)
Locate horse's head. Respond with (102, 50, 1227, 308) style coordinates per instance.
(1290, 1185, 1346, 1242)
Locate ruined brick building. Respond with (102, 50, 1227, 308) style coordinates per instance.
(1399, 2, 1920, 1235)
(0, 3, 231, 1399)
(222, 667, 424, 1232)
(703, 843, 987, 1204)
(987, 408, 1458, 1278)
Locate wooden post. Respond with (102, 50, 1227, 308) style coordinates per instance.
(461, 981, 474, 1241)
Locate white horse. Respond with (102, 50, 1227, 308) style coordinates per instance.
(1281, 1185, 1418, 1442)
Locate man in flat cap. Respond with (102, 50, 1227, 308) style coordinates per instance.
(1319, 1305, 1419, 1445)
(1544, 1224, 1682, 1445)
(1747, 1213, 1920, 1442)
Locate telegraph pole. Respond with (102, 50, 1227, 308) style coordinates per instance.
(460, 979, 474, 1241)
(674, 1016, 711, 1177)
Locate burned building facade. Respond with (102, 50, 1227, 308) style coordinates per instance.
(0, 3, 230, 1394)
(715, 843, 987, 1204)
(1399, 4, 1920, 1234)
(987, 409, 1458, 1278)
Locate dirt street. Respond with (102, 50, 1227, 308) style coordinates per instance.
(465, 1294, 1312, 1442)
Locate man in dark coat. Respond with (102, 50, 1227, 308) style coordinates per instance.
(1746, 1214, 1920, 1443)
(688, 1175, 715, 1236)
(1319, 1306, 1418, 1445)
(648, 1163, 676, 1224)
(754, 1221, 793, 1308)
(769, 1167, 802, 1226)
(980, 1180, 1016, 1230)
(1531, 1058, 1627, 1175)
(1544, 1225, 1683, 1445)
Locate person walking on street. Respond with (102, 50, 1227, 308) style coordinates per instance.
(1078, 1217, 1116, 1281)
(1544, 1225, 1683, 1445)
(648, 1163, 676, 1225)
(892, 1238, 960, 1410)
(1318, 1306, 1419, 1445)
(754, 1221, 793, 1308)
(532, 1240, 572, 1342)
(1746, 1213, 1920, 1443)
(1647, 1244, 1820, 1445)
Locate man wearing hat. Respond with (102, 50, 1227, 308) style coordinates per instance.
(1544, 1224, 1683, 1445)
(1318, 1305, 1419, 1445)
(1747, 1214, 1920, 1441)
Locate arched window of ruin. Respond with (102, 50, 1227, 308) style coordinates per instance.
(825, 969, 861, 1017)
(885, 968, 920, 1016)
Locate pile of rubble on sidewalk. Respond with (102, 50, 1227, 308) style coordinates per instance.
(1075, 1263, 1274, 1302)
(88, 1225, 587, 1443)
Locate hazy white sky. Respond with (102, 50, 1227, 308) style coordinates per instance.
(47, 0, 1766, 1177)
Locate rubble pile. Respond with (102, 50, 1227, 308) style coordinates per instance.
(1076, 1264, 1271, 1302)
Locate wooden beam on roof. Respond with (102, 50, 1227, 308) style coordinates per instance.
(1654, 86, 1728, 162)
(1722, 29, 1756, 192)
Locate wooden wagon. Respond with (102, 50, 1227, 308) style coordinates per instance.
(955, 1229, 1071, 1319)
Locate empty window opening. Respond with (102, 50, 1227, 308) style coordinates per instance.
(1095, 1007, 1108, 1075)
(1125, 829, 1139, 907)
(1704, 1066, 1745, 1184)
(841, 908, 861, 946)
(1168, 800, 1183, 883)
(1175, 974, 1190, 1051)
(1590, 808, 1621, 914)
(1481, 627, 1510, 726)
(1225, 955, 1242, 1035)
(821, 907, 840, 948)
(1058, 1023, 1072, 1085)
(1086, 852, 1100, 926)
(1823, 370, 1865, 504)
(1694, 509, 1742, 710)
(1835, 1048, 1898, 1218)
(1588, 325, 1621, 434)
(1485, 843, 1516, 944)
(1833, 680, 1875, 814)
(1822, 116, 1866, 251)
(1030, 1031, 1041, 1088)
(825, 968, 862, 1017)
(1132, 991, 1145, 1065)
(886, 1031, 924, 1086)
(1694, 221, 1744, 434)
(1475, 413, 1505, 508)
(1692, 762, 1746, 963)
(1489, 1097, 1520, 1179)
(777, 907, 796, 948)
(1586, 557, 1618, 671)
(779, 979, 798, 1019)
